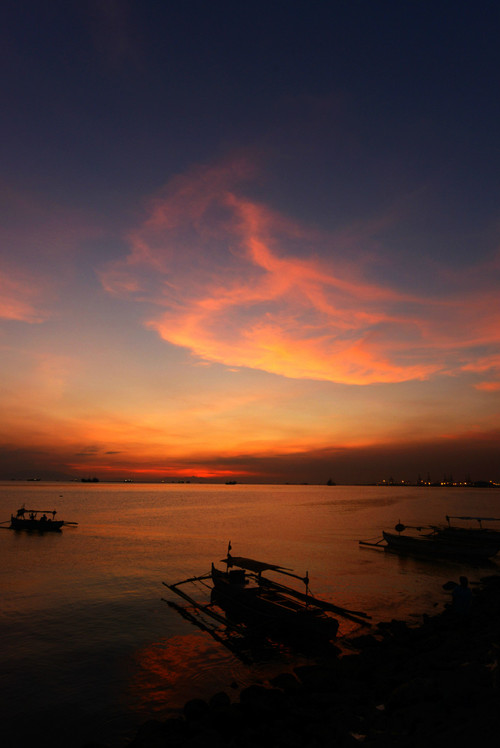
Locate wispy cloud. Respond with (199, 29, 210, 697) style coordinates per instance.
(462, 353, 500, 392)
(475, 381, 500, 392)
(99, 157, 500, 386)
(0, 183, 106, 323)
(0, 267, 48, 322)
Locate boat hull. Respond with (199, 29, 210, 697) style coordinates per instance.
(10, 518, 64, 532)
(382, 531, 498, 559)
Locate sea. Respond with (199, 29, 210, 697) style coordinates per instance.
(1, 481, 499, 747)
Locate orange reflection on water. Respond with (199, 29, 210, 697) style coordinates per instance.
(127, 632, 241, 715)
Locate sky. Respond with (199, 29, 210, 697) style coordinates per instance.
(1, 1, 500, 484)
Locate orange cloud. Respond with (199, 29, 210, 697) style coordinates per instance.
(462, 353, 500, 392)
(475, 381, 500, 392)
(99, 157, 500, 386)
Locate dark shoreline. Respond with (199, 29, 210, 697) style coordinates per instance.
(85, 574, 500, 748)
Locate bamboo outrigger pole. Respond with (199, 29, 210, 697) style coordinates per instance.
(446, 515, 500, 526)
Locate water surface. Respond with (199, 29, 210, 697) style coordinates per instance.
(1, 482, 498, 746)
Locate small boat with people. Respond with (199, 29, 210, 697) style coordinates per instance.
(163, 544, 371, 650)
(6, 507, 78, 532)
(360, 517, 500, 560)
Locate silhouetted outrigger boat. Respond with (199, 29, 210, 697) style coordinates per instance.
(431, 515, 500, 547)
(163, 546, 371, 652)
(360, 518, 500, 560)
(7, 507, 78, 532)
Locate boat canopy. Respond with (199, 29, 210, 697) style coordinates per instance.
(221, 555, 291, 574)
(16, 508, 56, 516)
(221, 555, 310, 585)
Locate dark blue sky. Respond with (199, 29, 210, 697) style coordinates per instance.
(3, 2, 499, 222)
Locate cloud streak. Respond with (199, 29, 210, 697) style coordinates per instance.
(99, 158, 500, 386)
(0, 267, 49, 323)
(0, 184, 107, 325)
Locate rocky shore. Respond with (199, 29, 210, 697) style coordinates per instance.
(88, 575, 500, 748)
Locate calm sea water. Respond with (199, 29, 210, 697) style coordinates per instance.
(1, 482, 499, 746)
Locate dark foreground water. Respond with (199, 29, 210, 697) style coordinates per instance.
(1, 482, 499, 746)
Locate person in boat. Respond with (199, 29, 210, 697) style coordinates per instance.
(40, 514, 47, 522)
(452, 576, 473, 617)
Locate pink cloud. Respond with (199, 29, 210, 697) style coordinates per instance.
(99, 157, 500, 385)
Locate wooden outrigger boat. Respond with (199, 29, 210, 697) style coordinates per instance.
(381, 531, 499, 559)
(7, 507, 78, 532)
(210, 557, 340, 641)
(430, 516, 500, 548)
(163, 546, 371, 650)
(360, 519, 500, 560)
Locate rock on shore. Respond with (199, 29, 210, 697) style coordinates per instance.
(90, 575, 500, 747)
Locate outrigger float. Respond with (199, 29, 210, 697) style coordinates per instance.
(163, 545, 371, 655)
(2, 507, 78, 532)
(360, 516, 500, 560)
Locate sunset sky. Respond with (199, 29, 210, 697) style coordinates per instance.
(1, 1, 499, 483)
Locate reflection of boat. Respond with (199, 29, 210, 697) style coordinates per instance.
(9, 507, 77, 532)
(164, 546, 370, 649)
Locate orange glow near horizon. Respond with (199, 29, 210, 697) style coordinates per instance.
(66, 463, 255, 480)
